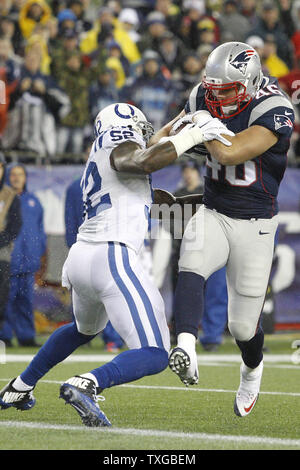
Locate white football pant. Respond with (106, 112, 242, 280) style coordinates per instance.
(178, 206, 278, 342)
(62, 241, 170, 352)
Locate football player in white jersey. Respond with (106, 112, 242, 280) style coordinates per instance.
(149, 42, 295, 417)
(0, 102, 234, 426)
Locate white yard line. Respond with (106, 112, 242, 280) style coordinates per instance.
(1, 353, 297, 363)
(0, 420, 299, 448)
(0, 378, 300, 397)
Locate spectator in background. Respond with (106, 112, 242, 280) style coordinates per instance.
(19, 0, 52, 39)
(118, 8, 141, 44)
(123, 49, 176, 130)
(25, 30, 52, 75)
(0, 163, 46, 347)
(154, 0, 181, 35)
(0, 37, 19, 140)
(88, 66, 119, 122)
(80, 6, 140, 66)
(196, 43, 213, 73)
(67, 0, 92, 34)
(9, 48, 65, 157)
(246, 35, 270, 76)
(106, 39, 130, 78)
(50, 27, 80, 81)
(64, 145, 124, 352)
(180, 52, 202, 93)
(218, 0, 251, 43)
(138, 11, 168, 53)
(248, 0, 294, 69)
(260, 33, 289, 79)
(54, 37, 104, 156)
(0, 153, 22, 347)
(56, 50, 90, 155)
(178, 0, 219, 50)
(56, 8, 77, 37)
(278, 51, 300, 166)
(157, 31, 187, 76)
(45, 16, 60, 55)
(0, 13, 23, 56)
(196, 18, 218, 49)
(239, 0, 260, 28)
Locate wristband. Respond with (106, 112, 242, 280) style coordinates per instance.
(159, 126, 204, 157)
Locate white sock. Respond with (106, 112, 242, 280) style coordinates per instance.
(177, 332, 196, 352)
(80, 373, 99, 387)
(13, 376, 33, 391)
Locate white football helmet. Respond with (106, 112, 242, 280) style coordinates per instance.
(94, 102, 154, 143)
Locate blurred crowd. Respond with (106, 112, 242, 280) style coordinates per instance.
(0, 0, 300, 164)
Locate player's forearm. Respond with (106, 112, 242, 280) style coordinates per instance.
(205, 125, 279, 165)
(111, 141, 178, 174)
(134, 141, 179, 173)
(148, 111, 186, 147)
(204, 136, 240, 165)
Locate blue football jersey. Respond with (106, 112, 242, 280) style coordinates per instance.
(185, 76, 295, 219)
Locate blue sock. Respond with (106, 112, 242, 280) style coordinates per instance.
(90, 346, 168, 390)
(173, 271, 205, 337)
(21, 322, 95, 387)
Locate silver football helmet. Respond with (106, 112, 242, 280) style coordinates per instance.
(94, 103, 154, 143)
(202, 42, 263, 119)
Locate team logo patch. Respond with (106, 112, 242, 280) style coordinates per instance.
(229, 49, 255, 75)
(274, 114, 293, 130)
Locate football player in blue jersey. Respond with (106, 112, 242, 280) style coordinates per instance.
(150, 41, 295, 417)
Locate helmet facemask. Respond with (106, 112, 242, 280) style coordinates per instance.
(203, 79, 252, 119)
(134, 120, 155, 144)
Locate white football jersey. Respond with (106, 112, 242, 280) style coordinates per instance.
(77, 126, 153, 253)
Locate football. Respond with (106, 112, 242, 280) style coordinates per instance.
(169, 121, 188, 136)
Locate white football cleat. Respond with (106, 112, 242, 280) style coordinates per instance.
(168, 346, 199, 386)
(234, 360, 263, 417)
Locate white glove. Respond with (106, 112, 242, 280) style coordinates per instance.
(191, 110, 214, 127)
(170, 110, 213, 135)
(199, 118, 235, 146)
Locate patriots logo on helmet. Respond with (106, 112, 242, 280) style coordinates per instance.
(229, 49, 255, 75)
(274, 114, 293, 130)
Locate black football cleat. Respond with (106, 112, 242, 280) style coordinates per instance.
(0, 378, 36, 411)
(59, 375, 111, 427)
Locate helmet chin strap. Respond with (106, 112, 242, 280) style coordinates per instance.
(222, 104, 238, 115)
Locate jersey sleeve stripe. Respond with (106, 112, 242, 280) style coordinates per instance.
(188, 84, 201, 113)
(248, 95, 294, 126)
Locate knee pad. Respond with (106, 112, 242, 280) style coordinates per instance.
(228, 320, 256, 342)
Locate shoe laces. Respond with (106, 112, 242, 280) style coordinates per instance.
(96, 394, 105, 403)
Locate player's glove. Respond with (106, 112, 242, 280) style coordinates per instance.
(198, 117, 235, 146)
(170, 110, 213, 135)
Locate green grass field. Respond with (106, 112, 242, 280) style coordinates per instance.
(0, 333, 300, 450)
